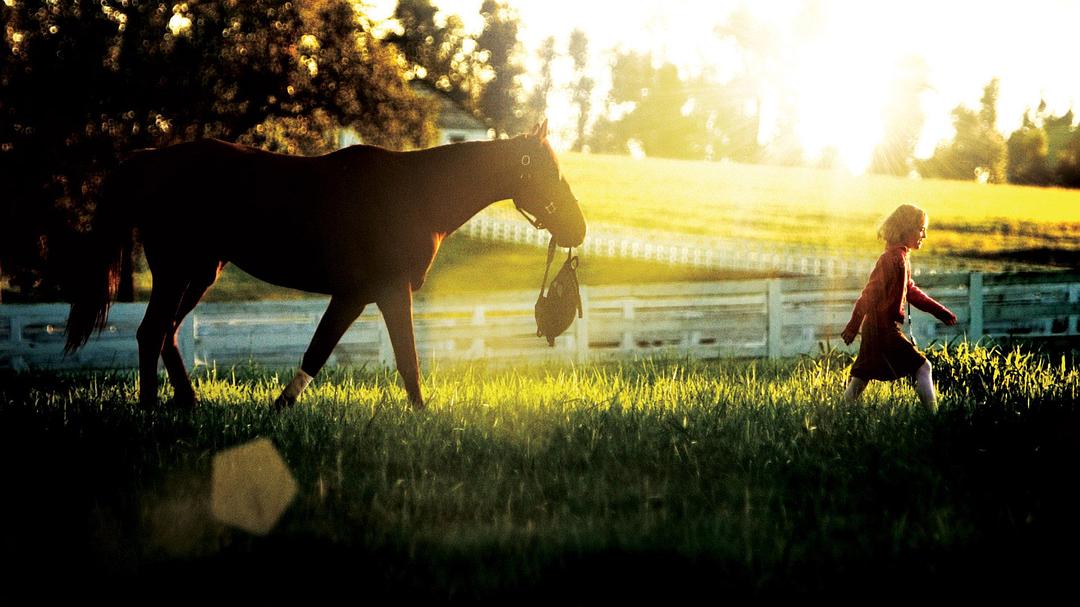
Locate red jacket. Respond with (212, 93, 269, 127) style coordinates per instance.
(844, 245, 952, 334)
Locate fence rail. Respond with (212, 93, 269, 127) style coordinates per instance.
(2, 271, 1077, 371)
(464, 208, 1047, 277)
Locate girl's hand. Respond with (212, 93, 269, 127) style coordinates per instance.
(841, 326, 858, 345)
(942, 311, 958, 326)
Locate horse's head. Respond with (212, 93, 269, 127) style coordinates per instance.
(512, 120, 587, 248)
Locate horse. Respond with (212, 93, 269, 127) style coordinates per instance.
(63, 120, 586, 410)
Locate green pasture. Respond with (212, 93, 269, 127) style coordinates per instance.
(2, 343, 1076, 597)
(559, 153, 1080, 264)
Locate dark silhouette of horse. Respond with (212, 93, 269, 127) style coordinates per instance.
(64, 121, 585, 410)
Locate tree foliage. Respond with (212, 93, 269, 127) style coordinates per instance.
(1006, 103, 1053, 185)
(385, 0, 481, 110)
(710, 7, 786, 163)
(687, 74, 760, 163)
(0, 0, 433, 300)
(917, 79, 1007, 184)
(1041, 108, 1080, 187)
(983, 93, 1080, 188)
(588, 52, 701, 159)
(387, 0, 533, 137)
(524, 35, 555, 128)
(476, 0, 526, 137)
(567, 29, 592, 153)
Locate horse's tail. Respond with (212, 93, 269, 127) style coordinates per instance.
(64, 162, 139, 355)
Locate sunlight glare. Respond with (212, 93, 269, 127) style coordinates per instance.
(167, 13, 192, 37)
(781, 3, 895, 173)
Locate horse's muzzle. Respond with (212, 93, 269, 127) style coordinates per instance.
(555, 219, 586, 248)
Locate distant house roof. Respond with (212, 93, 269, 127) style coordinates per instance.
(410, 80, 488, 133)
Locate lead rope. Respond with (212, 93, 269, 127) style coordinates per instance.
(538, 236, 557, 298)
(536, 236, 557, 338)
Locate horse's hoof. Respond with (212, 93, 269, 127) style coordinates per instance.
(171, 391, 197, 410)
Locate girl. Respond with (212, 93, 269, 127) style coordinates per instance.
(841, 203, 957, 411)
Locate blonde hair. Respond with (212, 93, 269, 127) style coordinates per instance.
(879, 203, 927, 245)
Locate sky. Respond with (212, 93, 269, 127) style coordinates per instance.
(368, 0, 1080, 172)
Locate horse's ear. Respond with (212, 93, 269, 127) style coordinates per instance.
(533, 119, 549, 142)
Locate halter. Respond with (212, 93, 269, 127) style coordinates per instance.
(513, 153, 570, 231)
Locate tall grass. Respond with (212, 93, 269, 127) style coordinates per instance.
(1, 343, 1076, 598)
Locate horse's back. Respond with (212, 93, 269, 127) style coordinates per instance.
(122, 139, 420, 294)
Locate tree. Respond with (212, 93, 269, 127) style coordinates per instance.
(762, 96, 804, 167)
(525, 35, 555, 128)
(1042, 108, 1080, 186)
(591, 51, 700, 159)
(567, 29, 593, 152)
(687, 73, 760, 162)
(1055, 126, 1080, 188)
(917, 79, 1007, 183)
(476, 0, 526, 137)
(870, 56, 929, 176)
(1006, 103, 1052, 186)
(1044, 109, 1075, 170)
(385, 0, 481, 109)
(386, 0, 442, 80)
(0, 0, 433, 301)
(712, 7, 782, 162)
(632, 63, 701, 159)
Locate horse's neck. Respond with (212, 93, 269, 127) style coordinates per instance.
(417, 138, 521, 235)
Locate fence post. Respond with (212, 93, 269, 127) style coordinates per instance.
(968, 272, 984, 341)
(620, 299, 636, 351)
(575, 286, 590, 363)
(1068, 283, 1079, 336)
(9, 312, 27, 372)
(767, 279, 782, 359)
(9, 312, 24, 346)
(179, 315, 196, 370)
(378, 313, 394, 368)
(471, 306, 486, 358)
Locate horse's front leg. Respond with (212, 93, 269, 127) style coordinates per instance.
(274, 294, 366, 410)
(376, 283, 423, 409)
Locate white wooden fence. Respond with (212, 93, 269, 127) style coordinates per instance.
(2, 271, 1077, 371)
(464, 208, 1041, 276)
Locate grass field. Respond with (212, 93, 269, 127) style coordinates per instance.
(2, 343, 1077, 598)
(558, 153, 1080, 264)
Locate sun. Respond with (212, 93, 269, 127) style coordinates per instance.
(772, 4, 897, 174)
(787, 55, 890, 174)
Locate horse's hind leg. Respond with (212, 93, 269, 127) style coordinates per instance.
(160, 262, 223, 408)
(136, 271, 188, 410)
